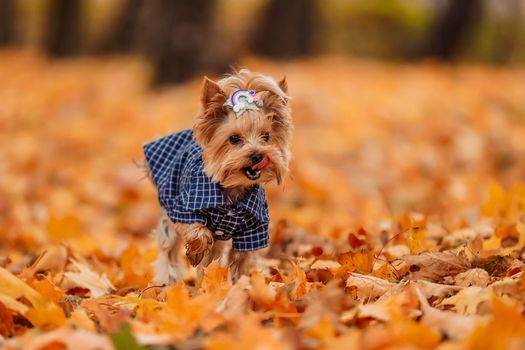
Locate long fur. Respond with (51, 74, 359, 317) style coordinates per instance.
(153, 69, 292, 285)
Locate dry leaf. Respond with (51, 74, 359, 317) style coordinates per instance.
(215, 275, 250, 320)
(7, 326, 113, 350)
(415, 287, 479, 340)
(345, 273, 395, 300)
(289, 261, 309, 299)
(207, 314, 292, 350)
(468, 297, 525, 349)
(201, 260, 231, 299)
(27, 245, 69, 275)
(3, 52, 525, 348)
(64, 260, 115, 297)
(403, 251, 471, 281)
(0, 267, 65, 329)
(454, 268, 490, 287)
(439, 287, 492, 316)
(310, 259, 341, 270)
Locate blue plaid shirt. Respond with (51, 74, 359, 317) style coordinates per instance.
(143, 129, 269, 251)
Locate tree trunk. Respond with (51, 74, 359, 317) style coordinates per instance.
(98, 0, 144, 53)
(44, 0, 83, 57)
(491, 0, 522, 64)
(424, 0, 483, 60)
(0, 0, 15, 45)
(135, 0, 214, 85)
(252, 0, 316, 59)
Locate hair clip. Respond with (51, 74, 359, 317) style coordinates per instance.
(224, 90, 263, 118)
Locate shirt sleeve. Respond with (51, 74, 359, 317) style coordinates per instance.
(163, 195, 206, 225)
(232, 214, 269, 251)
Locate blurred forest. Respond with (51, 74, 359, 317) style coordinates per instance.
(1, 0, 524, 84)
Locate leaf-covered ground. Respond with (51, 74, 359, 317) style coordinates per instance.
(1, 51, 525, 349)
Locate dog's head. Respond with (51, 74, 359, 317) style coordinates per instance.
(193, 69, 292, 189)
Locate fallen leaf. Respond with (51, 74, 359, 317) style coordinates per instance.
(8, 326, 113, 350)
(289, 261, 309, 299)
(0, 267, 65, 329)
(310, 259, 341, 270)
(403, 250, 471, 281)
(27, 245, 69, 275)
(454, 268, 490, 287)
(215, 275, 250, 321)
(439, 287, 492, 316)
(206, 313, 292, 350)
(415, 286, 479, 340)
(201, 260, 231, 299)
(0, 302, 15, 337)
(468, 297, 525, 349)
(64, 260, 115, 297)
(345, 273, 395, 300)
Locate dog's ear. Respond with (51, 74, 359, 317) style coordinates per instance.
(201, 77, 225, 108)
(278, 76, 288, 94)
(195, 77, 227, 145)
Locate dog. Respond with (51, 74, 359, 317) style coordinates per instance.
(143, 69, 292, 284)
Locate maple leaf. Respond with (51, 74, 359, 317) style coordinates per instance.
(289, 261, 309, 299)
(3, 51, 525, 348)
(0, 267, 65, 330)
(64, 260, 116, 297)
(8, 326, 114, 350)
(118, 243, 154, 288)
(207, 313, 292, 350)
(415, 286, 479, 340)
(468, 297, 525, 349)
(27, 277, 66, 302)
(0, 302, 15, 337)
(345, 273, 395, 300)
(439, 287, 492, 316)
(201, 260, 232, 299)
(25, 244, 69, 276)
(403, 250, 471, 281)
(454, 268, 490, 287)
(338, 249, 375, 275)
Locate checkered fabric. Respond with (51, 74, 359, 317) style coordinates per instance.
(143, 129, 269, 251)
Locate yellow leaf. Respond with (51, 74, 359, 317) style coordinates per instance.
(468, 297, 525, 350)
(0, 267, 65, 330)
(64, 260, 116, 297)
(289, 261, 308, 299)
(47, 215, 82, 241)
(27, 277, 65, 302)
(207, 313, 292, 350)
(306, 317, 336, 343)
(201, 260, 231, 299)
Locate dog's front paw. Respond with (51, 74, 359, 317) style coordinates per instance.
(184, 224, 213, 266)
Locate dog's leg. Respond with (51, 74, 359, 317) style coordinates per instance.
(183, 223, 214, 267)
(214, 239, 232, 268)
(230, 251, 259, 283)
(152, 211, 183, 285)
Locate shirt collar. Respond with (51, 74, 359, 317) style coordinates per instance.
(181, 146, 268, 223)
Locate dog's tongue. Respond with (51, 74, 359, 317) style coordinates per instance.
(252, 155, 270, 170)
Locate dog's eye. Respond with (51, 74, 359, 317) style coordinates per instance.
(261, 132, 270, 142)
(229, 135, 242, 145)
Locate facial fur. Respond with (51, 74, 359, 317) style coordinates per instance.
(193, 69, 292, 189)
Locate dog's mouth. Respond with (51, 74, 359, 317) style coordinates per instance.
(243, 155, 271, 181)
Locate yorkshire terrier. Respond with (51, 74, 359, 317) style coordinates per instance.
(144, 69, 292, 284)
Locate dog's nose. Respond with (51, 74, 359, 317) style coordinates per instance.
(249, 153, 264, 165)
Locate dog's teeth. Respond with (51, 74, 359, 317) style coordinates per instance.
(243, 167, 261, 180)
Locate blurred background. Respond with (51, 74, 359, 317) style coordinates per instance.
(1, 0, 525, 258)
(2, 0, 525, 82)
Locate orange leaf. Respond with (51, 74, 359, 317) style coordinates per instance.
(0, 267, 65, 330)
(201, 260, 231, 299)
